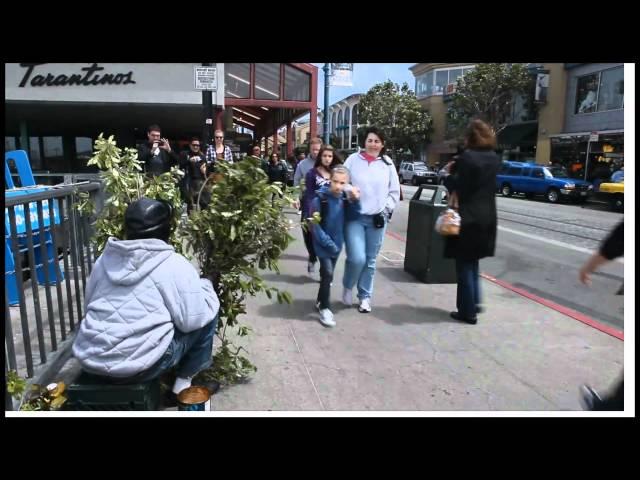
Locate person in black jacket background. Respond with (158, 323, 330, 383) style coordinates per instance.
(579, 221, 624, 411)
(179, 137, 206, 213)
(443, 119, 501, 325)
(137, 124, 179, 176)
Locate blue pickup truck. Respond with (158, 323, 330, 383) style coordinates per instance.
(496, 161, 593, 203)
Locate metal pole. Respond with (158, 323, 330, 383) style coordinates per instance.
(323, 63, 331, 145)
(202, 63, 214, 149)
(584, 139, 591, 182)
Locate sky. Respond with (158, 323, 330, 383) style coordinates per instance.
(312, 63, 416, 106)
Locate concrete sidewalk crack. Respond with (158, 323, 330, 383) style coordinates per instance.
(287, 324, 326, 410)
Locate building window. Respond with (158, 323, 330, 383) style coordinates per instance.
(284, 65, 310, 101)
(597, 67, 624, 112)
(575, 66, 624, 114)
(255, 63, 281, 100)
(416, 71, 434, 99)
(575, 73, 599, 114)
(225, 63, 251, 99)
(435, 70, 448, 95)
(416, 66, 475, 98)
(351, 104, 358, 126)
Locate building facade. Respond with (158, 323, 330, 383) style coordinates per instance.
(536, 63, 624, 181)
(319, 94, 361, 151)
(5, 63, 318, 178)
(410, 63, 476, 166)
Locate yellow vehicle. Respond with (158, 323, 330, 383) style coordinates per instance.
(596, 181, 624, 212)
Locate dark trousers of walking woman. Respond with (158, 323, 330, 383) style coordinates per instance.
(456, 258, 481, 320)
(317, 257, 337, 309)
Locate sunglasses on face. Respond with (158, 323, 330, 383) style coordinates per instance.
(192, 144, 200, 147)
(215, 136, 224, 139)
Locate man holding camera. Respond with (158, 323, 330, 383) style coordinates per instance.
(138, 124, 180, 176)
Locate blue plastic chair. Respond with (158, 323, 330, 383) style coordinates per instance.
(5, 151, 63, 305)
(5, 150, 36, 187)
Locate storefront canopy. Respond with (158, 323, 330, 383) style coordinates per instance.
(224, 63, 318, 141)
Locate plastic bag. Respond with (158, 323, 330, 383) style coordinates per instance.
(435, 208, 461, 236)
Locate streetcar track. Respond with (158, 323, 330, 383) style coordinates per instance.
(498, 216, 604, 242)
(496, 207, 614, 233)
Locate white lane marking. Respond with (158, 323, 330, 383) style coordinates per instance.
(380, 250, 405, 263)
(497, 225, 624, 264)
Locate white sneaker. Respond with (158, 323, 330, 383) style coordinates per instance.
(342, 288, 353, 307)
(358, 298, 372, 313)
(319, 308, 336, 327)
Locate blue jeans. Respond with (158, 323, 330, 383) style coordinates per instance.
(121, 318, 217, 383)
(317, 257, 338, 310)
(455, 259, 481, 319)
(342, 214, 387, 301)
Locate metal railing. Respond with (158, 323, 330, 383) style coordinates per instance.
(5, 182, 103, 410)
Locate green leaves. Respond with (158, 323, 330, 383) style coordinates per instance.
(6, 370, 27, 400)
(359, 80, 433, 156)
(447, 63, 533, 138)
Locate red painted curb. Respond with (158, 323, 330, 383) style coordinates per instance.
(385, 230, 624, 341)
(479, 273, 624, 341)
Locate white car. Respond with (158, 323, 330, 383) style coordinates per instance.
(399, 162, 438, 186)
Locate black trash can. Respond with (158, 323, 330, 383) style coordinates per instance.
(403, 185, 457, 283)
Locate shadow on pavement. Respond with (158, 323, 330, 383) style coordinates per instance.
(370, 304, 459, 325)
(261, 273, 317, 284)
(376, 266, 423, 284)
(277, 254, 311, 262)
(257, 298, 320, 321)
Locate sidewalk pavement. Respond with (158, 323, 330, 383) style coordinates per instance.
(210, 209, 624, 411)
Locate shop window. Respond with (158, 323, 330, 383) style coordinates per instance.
(29, 137, 43, 170)
(284, 65, 310, 101)
(5, 136, 17, 151)
(255, 63, 281, 100)
(225, 63, 250, 99)
(76, 137, 93, 162)
(42, 136, 65, 172)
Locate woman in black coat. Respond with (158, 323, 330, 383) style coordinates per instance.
(444, 119, 501, 324)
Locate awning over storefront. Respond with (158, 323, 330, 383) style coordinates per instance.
(224, 63, 318, 152)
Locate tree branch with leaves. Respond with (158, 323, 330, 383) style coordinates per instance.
(446, 63, 534, 141)
(358, 80, 433, 160)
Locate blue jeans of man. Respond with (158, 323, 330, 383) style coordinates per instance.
(317, 256, 338, 310)
(342, 214, 387, 301)
(116, 317, 218, 384)
(455, 259, 481, 319)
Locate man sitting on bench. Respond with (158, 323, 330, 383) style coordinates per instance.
(72, 197, 220, 400)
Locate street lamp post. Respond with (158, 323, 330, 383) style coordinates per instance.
(323, 63, 331, 145)
(202, 62, 214, 149)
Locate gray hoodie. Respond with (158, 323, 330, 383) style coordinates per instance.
(72, 237, 219, 378)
